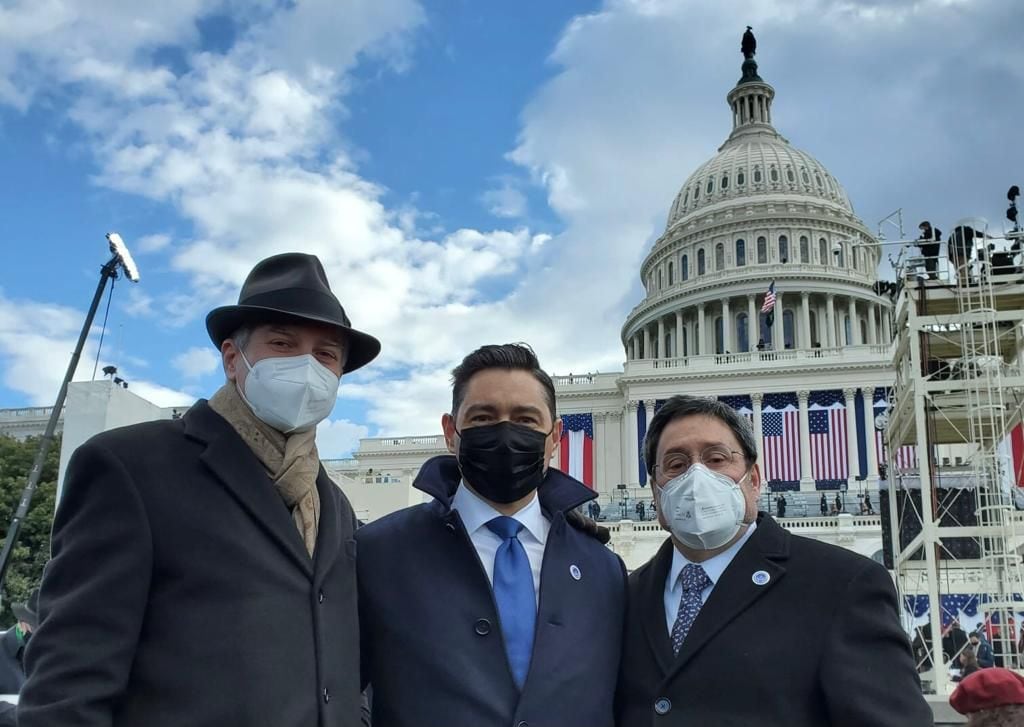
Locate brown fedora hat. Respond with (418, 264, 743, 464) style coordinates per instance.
(206, 253, 381, 373)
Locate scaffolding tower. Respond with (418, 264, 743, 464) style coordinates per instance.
(886, 219, 1024, 695)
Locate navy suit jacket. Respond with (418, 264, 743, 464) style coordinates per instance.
(357, 456, 627, 727)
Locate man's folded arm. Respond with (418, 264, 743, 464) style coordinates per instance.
(18, 440, 153, 727)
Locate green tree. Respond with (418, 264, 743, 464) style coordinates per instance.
(0, 434, 58, 625)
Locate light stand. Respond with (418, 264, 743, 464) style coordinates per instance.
(0, 234, 139, 594)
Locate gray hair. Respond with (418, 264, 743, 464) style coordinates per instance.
(643, 395, 758, 478)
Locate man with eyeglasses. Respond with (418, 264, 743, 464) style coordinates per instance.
(615, 395, 932, 726)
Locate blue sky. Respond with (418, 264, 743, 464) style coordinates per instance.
(1, 0, 1022, 456)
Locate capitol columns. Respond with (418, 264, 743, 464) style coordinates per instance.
(847, 298, 859, 345)
(624, 400, 640, 486)
(862, 388, 879, 486)
(866, 304, 878, 346)
(675, 310, 684, 359)
(642, 326, 651, 360)
(657, 317, 666, 360)
(797, 390, 814, 492)
(751, 392, 765, 467)
(843, 387, 859, 482)
(643, 399, 656, 435)
(722, 297, 732, 352)
(697, 303, 706, 355)
(825, 294, 837, 348)
(592, 411, 607, 493)
(747, 294, 757, 350)
(773, 290, 784, 349)
(800, 292, 812, 348)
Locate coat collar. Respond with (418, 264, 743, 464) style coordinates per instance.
(183, 399, 335, 579)
(639, 512, 790, 678)
(412, 454, 597, 517)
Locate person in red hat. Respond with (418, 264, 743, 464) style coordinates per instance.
(19, 253, 380, 727)
(950, 667, 1024, 726)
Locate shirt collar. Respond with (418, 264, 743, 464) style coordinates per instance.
(669, 521, 758, 591)
(451, 482, 548, 545)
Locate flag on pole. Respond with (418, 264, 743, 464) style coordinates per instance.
(761, 281, 777, 327)
(761, 400, 800, 482)
(998, 423, 1024, 488)
(559, 413, 594, 488)
(809, 390, 848, 481)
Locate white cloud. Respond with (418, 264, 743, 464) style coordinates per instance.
(172, 346, 222, 380)
(136, 233, 172, 254)
(316, 416, 370, 459)
(481, 180, 528, 218)
(122, 288, 155, 318)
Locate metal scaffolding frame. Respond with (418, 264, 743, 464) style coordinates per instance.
(886, 221, 1024, 695)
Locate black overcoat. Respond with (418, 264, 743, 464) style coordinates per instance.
(18, 401, 362, 727)
(357, 455, 627, 727)
(615, 514, 934, 727)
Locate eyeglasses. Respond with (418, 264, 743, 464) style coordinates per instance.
(654, 445, 743, 479)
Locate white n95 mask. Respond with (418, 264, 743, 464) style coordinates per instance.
(658, 463, 747, 550)
(239, 352, 340, 433)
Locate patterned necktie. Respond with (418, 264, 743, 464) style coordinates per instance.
(670, 563, 712, 656)
(486, 516, 537, 689)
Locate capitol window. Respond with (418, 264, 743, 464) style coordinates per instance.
(819, 238, 828, 265)
(735, 239, 746, 266)
(815, 172, 823, 188)
(715, 243, 725, 270)
(779, 235, 789, 262)
(737, 170, 745, 185)
(753, 168, 762, 183)
(835, 244, 845, 267)
(706, 178, 714, 194)
(770, 167, 779, 183)
(800, 235, 809, 263)
(668, 261, 674, 285)
(694, 184, 700, 201)
(658, 269, 663, 290)
(721, 174, 729, 190)
(682, 190, 689, 207)
(697, 249, 706, 275)
(801, 169, 810, 185)
(681, 254, 689, 280)
(757, 236, 767, 264)
(786, 168, 795, 183)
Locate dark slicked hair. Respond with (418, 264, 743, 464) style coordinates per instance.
(643, 395, 758, 479)
(451, 343, 556, 421)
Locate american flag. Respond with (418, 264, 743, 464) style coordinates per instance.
(760, 281, 777, 313)
(762, 403, 800, 482)
(809, 390, 848, 481)
(718, 395, 754, 430)
(558, 413, 594, 488)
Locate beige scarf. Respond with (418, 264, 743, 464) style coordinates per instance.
(208, 382, 321, 557)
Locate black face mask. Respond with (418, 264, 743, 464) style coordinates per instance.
(455, 421, 551, 504)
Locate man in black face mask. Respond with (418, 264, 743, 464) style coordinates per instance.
(355, 343, 626, 727)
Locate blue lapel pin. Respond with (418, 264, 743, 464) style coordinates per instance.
(569, 564, 582, 581)
(752, 570, 770, 586)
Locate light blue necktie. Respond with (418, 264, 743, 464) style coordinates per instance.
(670, 563, 711, 656)
(486, 515, 536, 689)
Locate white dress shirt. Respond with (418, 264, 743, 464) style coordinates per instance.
(451, 483, 550, 604)
(663, 522, 757, 635)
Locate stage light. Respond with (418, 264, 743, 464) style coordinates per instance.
(106, 232, 140, 283)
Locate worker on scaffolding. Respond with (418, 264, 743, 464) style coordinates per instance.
(916, 220, 942, 280)
(948, 224, 983, 285)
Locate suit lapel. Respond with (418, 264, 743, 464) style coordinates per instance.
(668, 517, 789, 679)
(312, 468, 341, 585)
(639, 538, 677, 675)
(188, 402, 314, 578)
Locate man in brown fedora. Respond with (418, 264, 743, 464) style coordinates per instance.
(19, 253, 380, 727)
